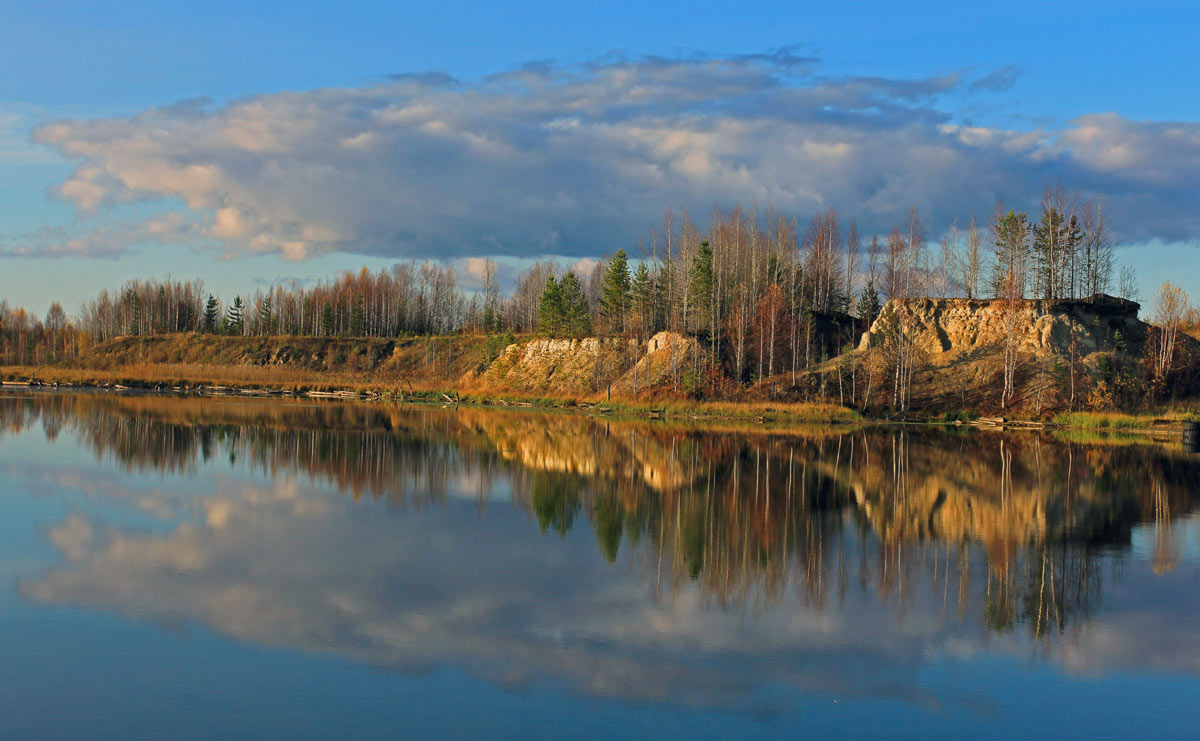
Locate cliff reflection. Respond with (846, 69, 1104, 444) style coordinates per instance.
(4, 391, 1199, 653)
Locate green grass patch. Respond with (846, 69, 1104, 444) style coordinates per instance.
(1053, 409, 1200, 429)
(936, 409, 975, 423)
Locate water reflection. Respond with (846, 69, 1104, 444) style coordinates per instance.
(3, 391, 1200, 710)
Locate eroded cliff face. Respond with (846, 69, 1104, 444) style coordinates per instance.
(478, 331, 702, 394)
(858, 294, 1145, 360)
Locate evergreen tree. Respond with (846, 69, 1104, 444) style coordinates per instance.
(321, 302, 335, 337)
(991, 210, 1031, 299)
(258, 296, 273, 336)
(765, 252, 784, 287)
(156, 286, 167, 332)
(349, 297, 366, 336)
(1032, 205, 1086, 300)
(537, 276, 565, 336)
(225, 296, 244, 336)
(688, 240, 714, 334)
(559, 271, 592, 337)
(126, 290, 141, 336)
(599, 249, 632, 333)
(856, 279, 882, 328)
(1065, 214, 1083, 295)
(631, 261, 653, 335)
(203, 295, 219, 333)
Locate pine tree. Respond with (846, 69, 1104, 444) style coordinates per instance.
(991, 210, 1030, 299)
(203, 295, 219, 333)
(599, 249, 632, 333)
(559, 271, 591, 337)
(1033, 206, 1067, 300)
(537, 276, 565, 336)
(688, 240, 714, 334)
(1064, 214, 1083, 297)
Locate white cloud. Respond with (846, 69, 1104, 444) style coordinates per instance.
(18, 54, 1200, 260)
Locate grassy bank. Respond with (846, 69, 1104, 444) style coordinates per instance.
(1052, 409, 1200, 430)
(0, 363, 863, 427)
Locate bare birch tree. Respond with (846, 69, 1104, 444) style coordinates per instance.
(1153, 282, 1189, 379)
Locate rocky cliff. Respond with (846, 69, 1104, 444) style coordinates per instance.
(477, 331, 703, 395)
(858, 294, 1146, 361)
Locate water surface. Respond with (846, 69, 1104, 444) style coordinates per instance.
(1, 391, 1198, 738)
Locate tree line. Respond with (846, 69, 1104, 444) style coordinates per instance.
(3, 186, 1195, 410)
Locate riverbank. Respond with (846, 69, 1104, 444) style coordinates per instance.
(0, 364, 863, 426)
(3, 361, 1196, 433)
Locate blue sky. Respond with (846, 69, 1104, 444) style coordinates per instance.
(2, 0, 1199, 313)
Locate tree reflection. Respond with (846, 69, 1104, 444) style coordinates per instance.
(3, 390, 1198, 644)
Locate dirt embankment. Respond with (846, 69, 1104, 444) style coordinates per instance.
(472, 331, 704, 395)
(859, 295, 1148, 360)
(848, 294, 1200, 411)
(3, 334, 494, 390)
(3, 330, 708, 400)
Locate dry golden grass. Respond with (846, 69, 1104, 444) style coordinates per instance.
(0, 363, 446, 393)
(1, 361, 863, 428)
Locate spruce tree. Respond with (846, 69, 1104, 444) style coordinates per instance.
(856, 279, 882, 329)
(321, 302, 335, 337)
(537, 276, 565, 336)
(226, 296, 244, 336)
(127, 290, 141, 336)
(599, 249, 632, 333)
(350, 297, 366, 336)
(203, 295, 219, 333)
(559, 271, 592, 337)
(688, 240, 714, 334)
(258, 296, 273, 336)
(631, 261, 653, 335)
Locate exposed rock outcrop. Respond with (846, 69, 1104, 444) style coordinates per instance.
(480, 336, 638, 393)
(858, 294, 1146, 361)
(478, 331, 705, 395)
(611, 332, 704, 394)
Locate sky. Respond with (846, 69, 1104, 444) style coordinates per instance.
(1, 0, 1199, 314)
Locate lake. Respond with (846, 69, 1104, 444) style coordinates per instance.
(0, 390, 1197, 739)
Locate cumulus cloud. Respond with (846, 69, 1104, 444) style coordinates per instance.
(23, 53, 1200, 260)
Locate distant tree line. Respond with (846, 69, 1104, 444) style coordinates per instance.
(0, 299, 75, 365)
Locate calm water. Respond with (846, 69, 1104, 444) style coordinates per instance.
(1, 391, 1198, 739)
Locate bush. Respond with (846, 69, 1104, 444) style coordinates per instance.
(938, 409, 974, 422)
(476, 330, 517, 372)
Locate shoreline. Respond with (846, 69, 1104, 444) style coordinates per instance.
(0, 368, 860, 428)
(3, 367, 1196, 444)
